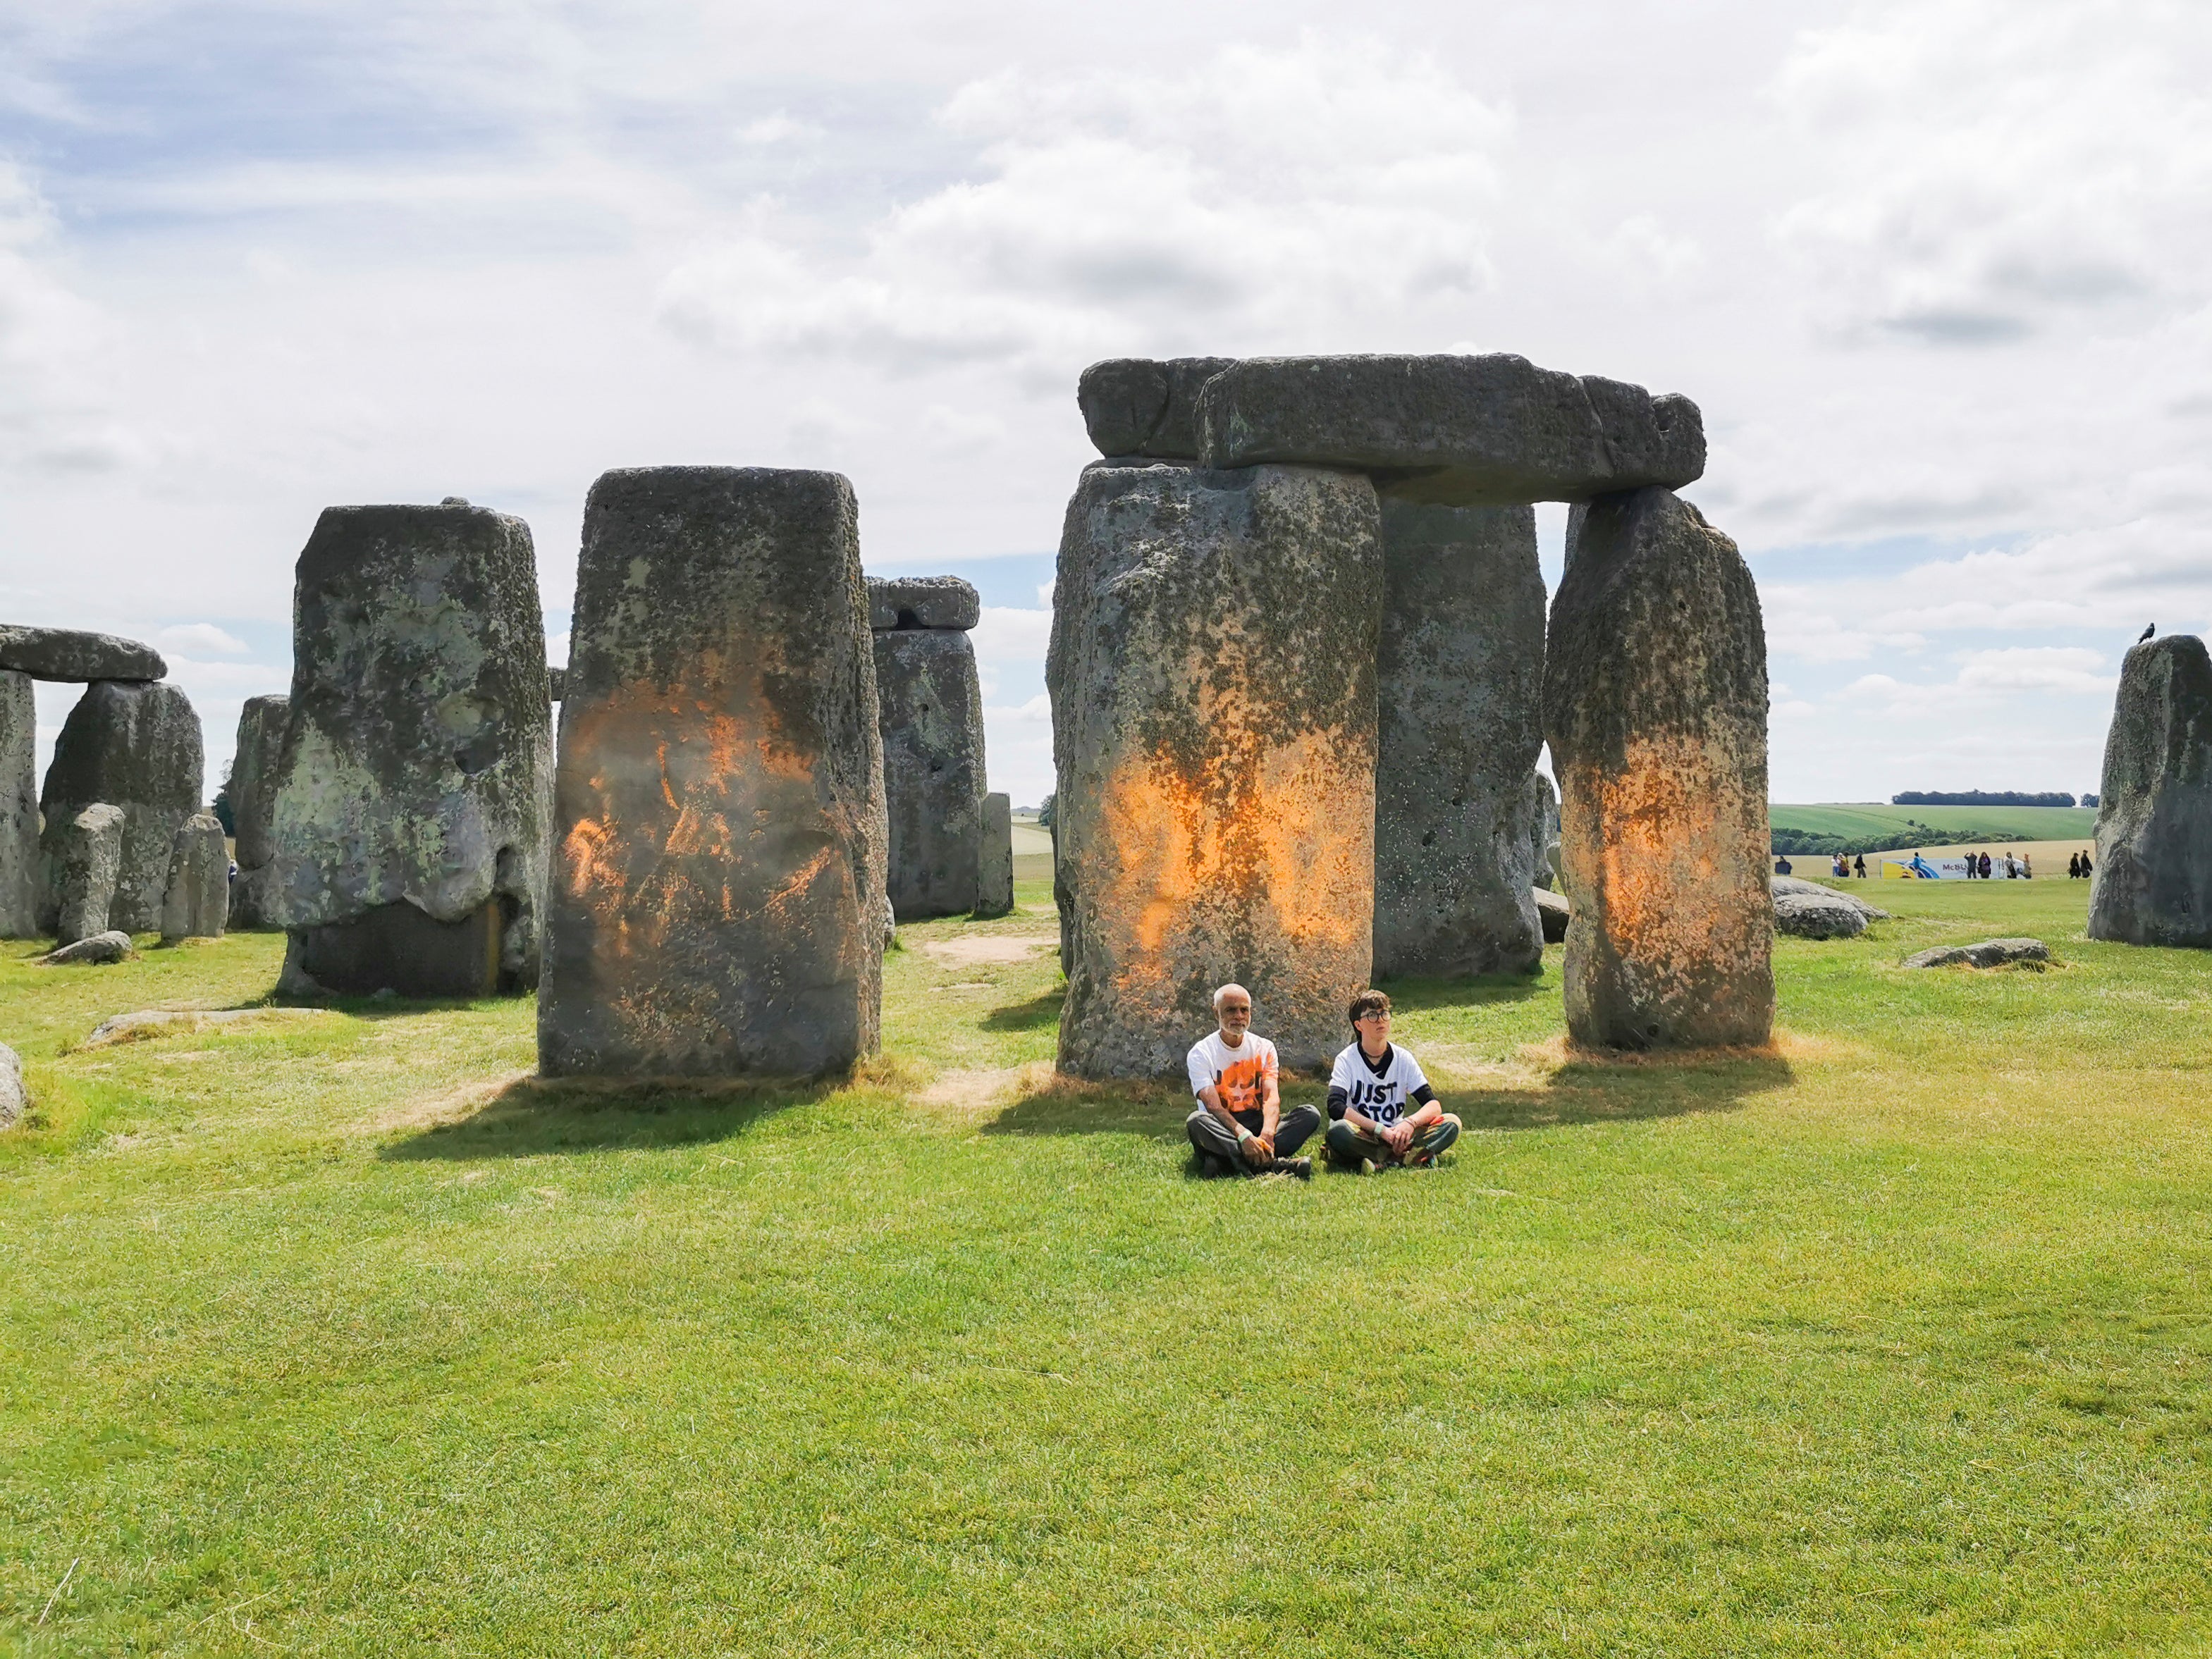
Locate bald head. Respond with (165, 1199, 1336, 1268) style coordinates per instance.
(1212, 982, 1253, 1042)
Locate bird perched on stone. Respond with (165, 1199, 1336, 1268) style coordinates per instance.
(2139, 624, 2156, 643)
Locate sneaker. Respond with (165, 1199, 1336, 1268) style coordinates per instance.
(1276, 1155, 1313, 1181)
(1356, 1157, 1377, 1177)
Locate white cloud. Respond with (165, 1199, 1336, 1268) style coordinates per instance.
(158, 622, 249, 655)
(1953, 646, 2112, 695)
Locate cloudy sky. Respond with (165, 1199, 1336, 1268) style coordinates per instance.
(4, 0, 2208, 809)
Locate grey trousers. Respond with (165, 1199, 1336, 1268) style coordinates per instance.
(1186, 1102, 1321, 1167)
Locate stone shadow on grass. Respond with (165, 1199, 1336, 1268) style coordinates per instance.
(980, 988, 1062, 1032)
(379, 1073, 839, 1161)
(981, 1047, 1793, 1142)
(1375, 972, 1549, 1011)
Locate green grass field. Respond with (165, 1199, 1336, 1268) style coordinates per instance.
(4, 878, 2210, 1655)
(1771, 803, 2099, 844)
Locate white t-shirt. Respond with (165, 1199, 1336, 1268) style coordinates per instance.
(1328, 1042, 1431, 1129)
(1186, 1031, 1279, 1117)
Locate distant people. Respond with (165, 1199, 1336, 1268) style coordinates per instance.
(1963, 851, 1977, 880)
(2081, 848, 2094, 879)
(1831, 853, 1847, 879)
(2005, 853, 2019, 879)
(1774, 854, 1793, 875)
(1185, 983, 1316, 1179)
(1979, 851, 1993, 880)
(1324, 990, 1462, 1173)
(1852, 853, 1867, 880)
(2068, 851, 2081, 880)
(2022, 853, 2033, 880)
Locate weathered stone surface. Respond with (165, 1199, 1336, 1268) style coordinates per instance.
(38, 682, 203, 934)
(49, 803, 124, 944)
(42, 929, 134, 965)
(1544, 488, 1773, 1049)
(0, 624, 164, 682)
(1077, 357, 1239, 460)
(541, 467, 887, 1077)
(548, 665, 566, 703)
(1535, 886, 1570, 944)
(286, 900, 503, 997)
(1529, 770, 1560, 892)
(1773, 889, 1868, 939)
(976, 791, 1014, 918)
(1050, 462, 1384, 1075)
(1373, 500, 1546, 977)
(266, 501, 552, 993)
(0, 1040, 23, 1128)
(225, 694, 288, 930)
(868, 576, 981, 633)
(1773, 875, 1888, 920)
(1903, 937, 2050, 969)
(0, 670, 35, 936)
(2089, 634, 2212, 947)
(159, 812, 228, 943)
(1196, 354, 1705, 507)
(873, 627, 985, 920)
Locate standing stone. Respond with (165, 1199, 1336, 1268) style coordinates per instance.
(870, 578, 986, 920)
(0, 670, 35, 936)
(1372, 500, 1546, 977)
(160, 813, 229, 943)
(1528, 770, 1561, 892)
(0, 625, 165, 682)
(0, 1040, 23, 1129)
(1196, 354, 1705, 506)
(547, 665, 567, 704)
(540, 467, 887, 1077)
(1050, 462, 1384, 1075)
(51, 803, 125, 946)
(976, 791, 1014, 919)
(2089, 634, 2212, 947)
(1544, 488, 1773, 1049)
(37, 682, 203, 935)
(226, 693, 289, 930)
(267, 500, 552, 996)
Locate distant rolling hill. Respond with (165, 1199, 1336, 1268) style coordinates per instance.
(1770, 803, 2099, 854)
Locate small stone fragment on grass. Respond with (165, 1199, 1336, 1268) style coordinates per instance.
(0, 1040, 23, 1128)
(41, 930, 135, 965)
(81, 1006, 331, 1048)
(1901, 937, 2051, 969)
(1773, 890, 1869, 939)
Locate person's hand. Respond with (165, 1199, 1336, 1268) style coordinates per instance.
(1243, 1134, 1272, 1166)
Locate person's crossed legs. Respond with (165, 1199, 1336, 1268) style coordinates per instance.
(1186, 1102, 1320, 1174)
(1325, 1111, 1463, 1171)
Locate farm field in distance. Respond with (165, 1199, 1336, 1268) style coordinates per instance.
(2, 877, 2208, 1654)
(1769, 802, 2101, 845)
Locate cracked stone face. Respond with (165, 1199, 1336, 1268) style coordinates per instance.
(1544, 486, 1773, 1050)
(38, 681, 204, 935)
(265, 500, 552, 991)
(540, 467, 886, 1078)
(1050, 461, 1384, 1076)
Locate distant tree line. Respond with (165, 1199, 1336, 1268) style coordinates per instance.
(1891, 790, 2077, 808)
(1773, 826, 1972, 858)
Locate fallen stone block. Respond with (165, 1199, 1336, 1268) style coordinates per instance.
(82, 1006, 331, 1049)
(266, 499, 553, 993)
(42, 929, 135, 965)
(1544, 487, 1772, 1049)
(160, 813, 230, 943)
(1196, 353, 1705, 506)
(1076, 357, 1238, 460)
(976, 792, 1014, 919)
(0, 669, 35, 937)
(1535, 886, 1570, 944)
(1774, 889, 1868, 939)
(38, 681, 204, 934)
(1772, 875, 1888, 920)
(0, 624, 165, 682)
(868, 575, 982, 633)
(1902, 937, 2051, 969)
(1051, 461, 1384, 1075)
(1372, 500, 1545, 977)
(50, 803, 125, 946)
(541, 467, 887, 1077)
(2089, 634, 2212, 948)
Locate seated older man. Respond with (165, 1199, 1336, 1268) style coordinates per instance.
(1184, 983, 1317, 1180)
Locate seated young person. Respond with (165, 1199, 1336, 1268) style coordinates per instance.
(1324, 989, 1462, 1173)
(1184, 982, 1317, 1179)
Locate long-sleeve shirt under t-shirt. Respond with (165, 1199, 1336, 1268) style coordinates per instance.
(1326, 1042, 1436, 1128)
